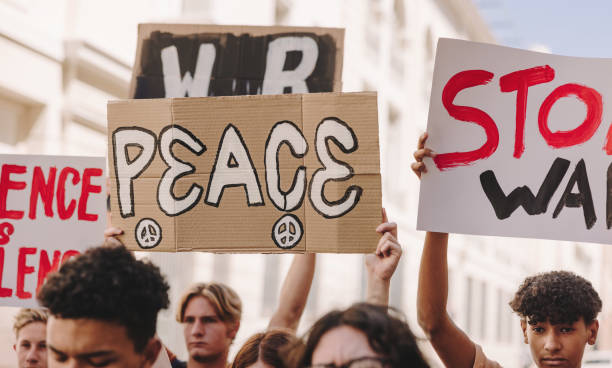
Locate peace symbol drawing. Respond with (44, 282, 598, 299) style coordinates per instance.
(135, 218, 162, 249)
(271, 214, 303, 249)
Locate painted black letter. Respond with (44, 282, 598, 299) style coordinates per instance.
(480, 157, 570, 219)
(553, 159, 596, 229)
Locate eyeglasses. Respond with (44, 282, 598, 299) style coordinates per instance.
(308, 356, 389, 368)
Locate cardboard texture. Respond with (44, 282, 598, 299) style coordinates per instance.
(108, 92, 380, 253)
(0, 154, 105, 307)
(419, 38, 612, 245)
(130, 24, 344, 98)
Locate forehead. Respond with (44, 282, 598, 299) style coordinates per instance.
(527, 317, 586, 326)
(17, 321, 46, 341)
(185, 296, 219, 317)
(311, 325, 379, 365)
(47, 316, 136, 354)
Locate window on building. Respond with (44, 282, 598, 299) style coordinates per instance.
(479, 280, 487, 340)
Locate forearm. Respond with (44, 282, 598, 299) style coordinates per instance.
(417, 232, 476, 368)
(417, 232, 449, 334)
(268, 253, 315, 331)
(366, 275, 390, 306)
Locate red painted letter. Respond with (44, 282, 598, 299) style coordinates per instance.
(0, 247, 12, 297)
(500, 65, 555, 158)
(36, 250, 61, 294)
(29, 166, 57, 219)
(60, 250, 80, 264)
(0, 222, 14, 245)
(16, 247, 36, 299)
(78, 168, 102, 221)
(0, 164, 26, 220)
(57, 167, 80, 220)
(539, 83, 602, 148)
(434, 70, 499, 170)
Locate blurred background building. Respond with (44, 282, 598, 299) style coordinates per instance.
(0, 0, 609, 367)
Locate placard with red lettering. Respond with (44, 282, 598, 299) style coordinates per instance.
(0, 154, 105, 307)
(418, 38, 612, 245)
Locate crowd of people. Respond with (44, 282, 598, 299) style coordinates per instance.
(10, 134, 604, 368)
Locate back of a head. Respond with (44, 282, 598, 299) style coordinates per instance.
(287, 303, 429, 368)
(13, 308, 48, 339)
(232, 329, 297, 368)
(37, 245, 170, 352)
(176, 282, 242, 324)
(510, 270, 602, 324)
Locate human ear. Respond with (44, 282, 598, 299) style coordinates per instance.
(227, 320, 240, 340)
(12, 343, 16, 352)
(520, 319, 528, 344)
(587, 319, 599, 345)
(142, 337, 162, 368)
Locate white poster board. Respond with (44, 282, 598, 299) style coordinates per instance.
(418, 38, 612, 245)
(0, 154, 105, 307)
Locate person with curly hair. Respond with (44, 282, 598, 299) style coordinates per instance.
(37, 245, 171, 368)
(284, 303, 430, 368)
(413, 133, 602, 368)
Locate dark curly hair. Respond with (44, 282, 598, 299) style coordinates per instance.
(509, 270, 602, 325)
(285, 303, 429, 368)
(37, 245, 170, 352)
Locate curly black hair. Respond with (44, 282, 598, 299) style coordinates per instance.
(509, 270, 602, 325)
(285, 303, 429, 368)
(37, 245, 170, 352)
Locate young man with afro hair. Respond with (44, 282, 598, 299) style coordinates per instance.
(37, 245, 170, 368)
(413, 133, 602, 368)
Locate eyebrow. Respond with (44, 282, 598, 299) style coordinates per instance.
(49, 345, 116, 358)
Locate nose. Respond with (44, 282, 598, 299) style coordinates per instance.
(25, 347, 39, 362)
(543, 331, 562, 352)
(191, 319, 205, 336)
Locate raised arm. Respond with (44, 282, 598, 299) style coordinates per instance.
(413, 132, 477, 368)
(268, 253, 316, 331)
(365, 209, 402, 306)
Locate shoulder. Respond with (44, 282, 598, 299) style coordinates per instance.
(473, 345, 503, 368)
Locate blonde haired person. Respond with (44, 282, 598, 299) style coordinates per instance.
(13, 308, 48, 368)
(175, 282, 242, 368)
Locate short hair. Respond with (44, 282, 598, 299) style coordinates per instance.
(509, 270, 602, 325)
(176, 282, 242, 325)
(232, 329, 297, 368)
(13, 308, 48, 338)
(285, 303, 429, 368)
(37, 245, 170, 352)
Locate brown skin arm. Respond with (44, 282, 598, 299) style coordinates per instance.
(413, 132, 477, 368)
(417, 232, 476, 368)
(268, 253, 316, 332)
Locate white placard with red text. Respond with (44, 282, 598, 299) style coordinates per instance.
(418, 38, 612, 245)
(0, 154, 105, 307)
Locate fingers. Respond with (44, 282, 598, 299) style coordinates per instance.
(376, 221, 397, 239)
(413, 132, 436, 179)
(411, 161, 425, 178)
(104, 227, 124, 238)
(413, 147, 436, 161)
(375, 232, 401, 257)
(417, 132, 428, 149)
(379, 239, 402, 258)
(381, 207, 388, 223)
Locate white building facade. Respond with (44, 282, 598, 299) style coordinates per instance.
(0, 1, 607, 367)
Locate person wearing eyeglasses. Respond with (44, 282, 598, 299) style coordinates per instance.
(284, 302, 429, 368)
